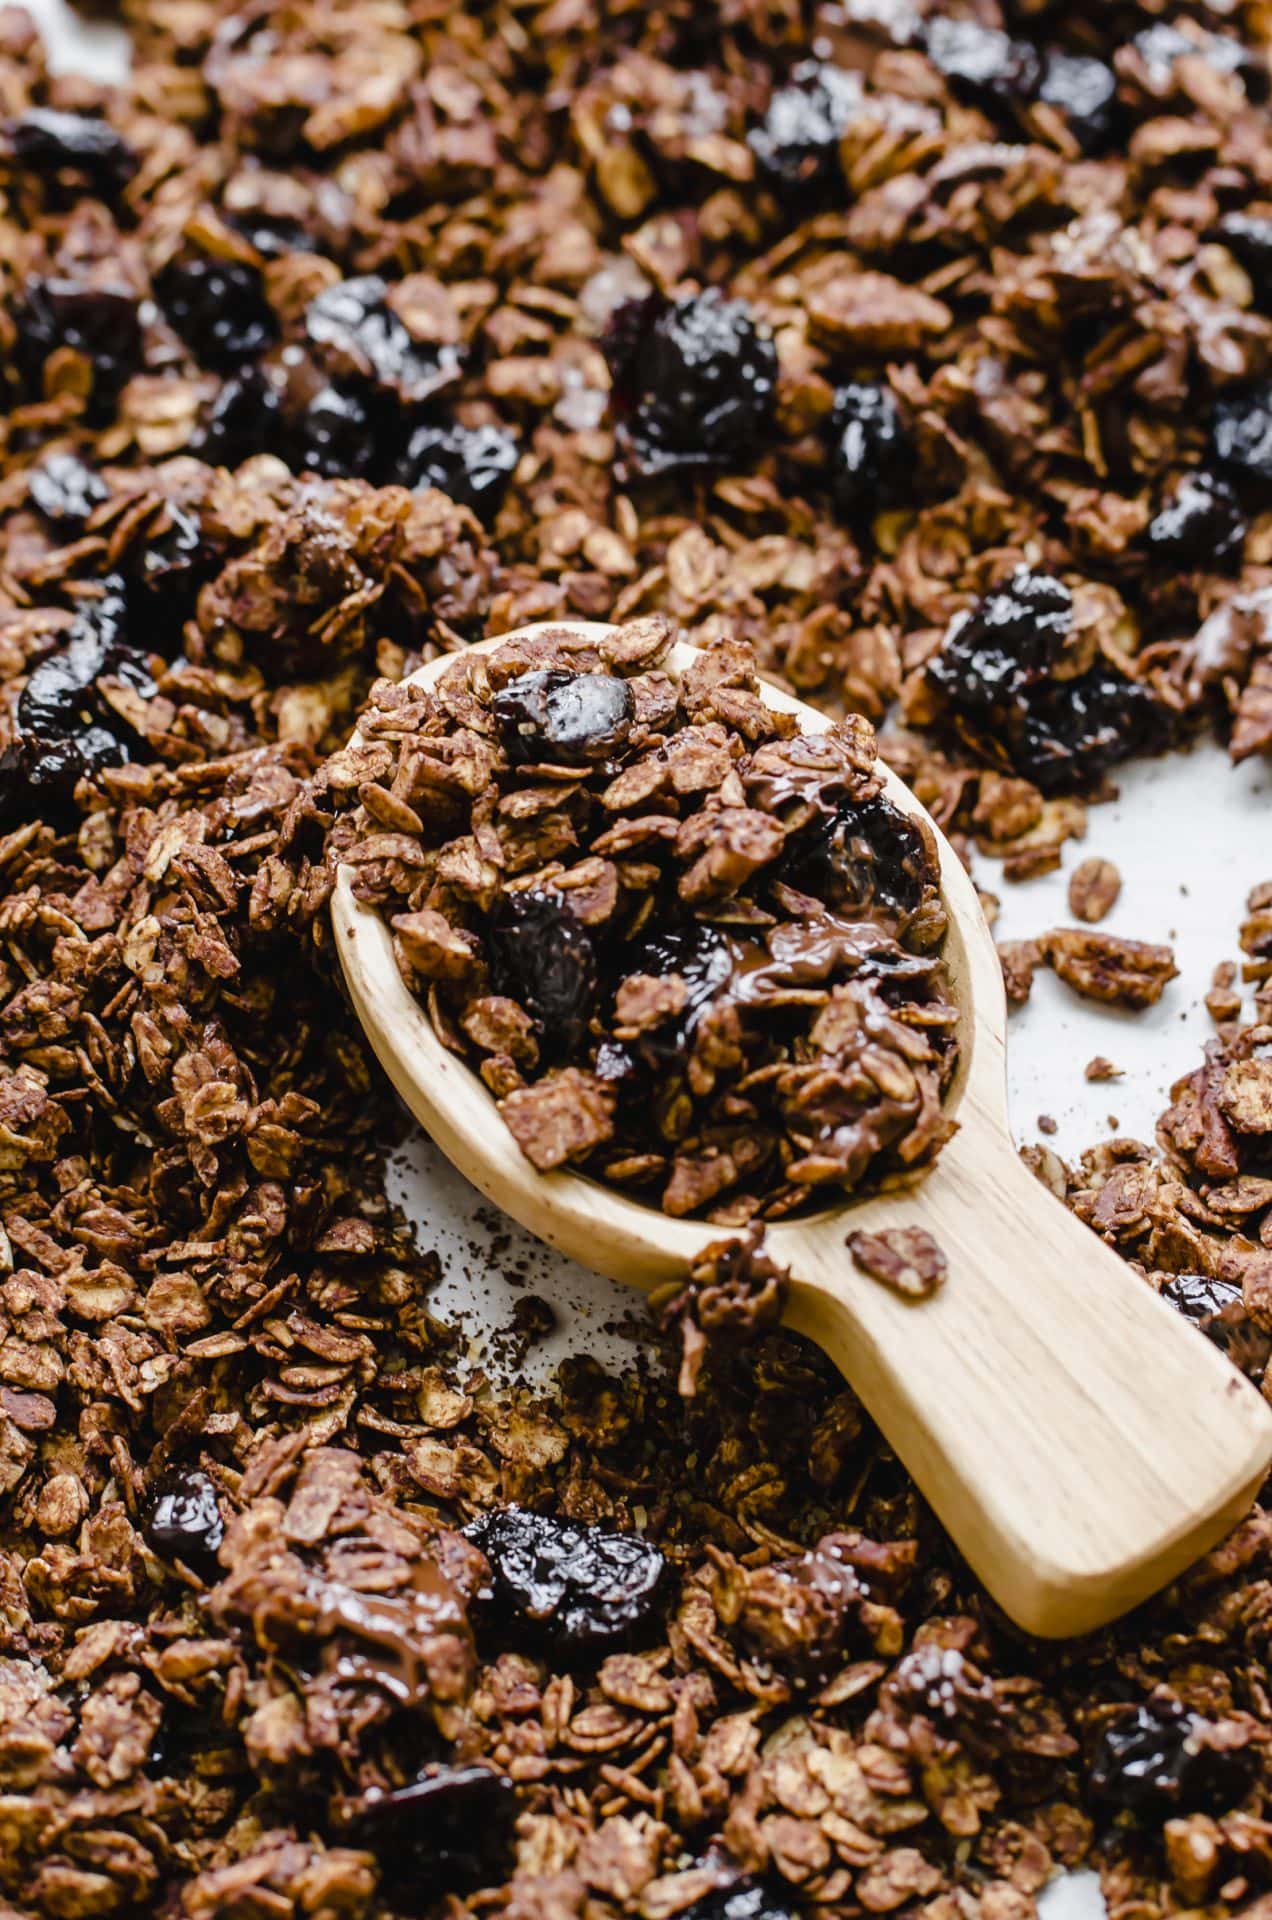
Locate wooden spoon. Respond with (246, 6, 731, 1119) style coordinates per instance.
(333, 624, 1272, 1638)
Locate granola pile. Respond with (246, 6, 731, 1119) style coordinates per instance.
(331, 618, 958, 1218)
(0, 1, 1271, 1918)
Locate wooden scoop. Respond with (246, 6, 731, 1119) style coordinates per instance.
(333, 624, 1272, 1638)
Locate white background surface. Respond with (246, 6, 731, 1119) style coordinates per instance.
(27, 7, 1272, 1914)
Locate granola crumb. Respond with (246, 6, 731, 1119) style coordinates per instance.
(1068, 857, 1122, 925)
(1085, 1057, 1123, 1082)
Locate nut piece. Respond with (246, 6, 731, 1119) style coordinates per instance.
(1068, 857, 1121, 924)
(1041, 930, 1178, 1009)
(500, 1068, 615, 1170)
(848, 1227, 947, 1299)
(1085, 1056, 1122, 1082)
(998, 938, 1041, 1007)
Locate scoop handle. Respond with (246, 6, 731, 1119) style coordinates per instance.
(785, 1125, 1272, 1638)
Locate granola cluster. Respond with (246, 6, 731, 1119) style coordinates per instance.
(331, 617, 959, 1218)
(0, 0, 1269, 1918)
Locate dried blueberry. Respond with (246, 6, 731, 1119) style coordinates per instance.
(466, 1507, 667, 1658)
(783, 792, 934, 917)
(748, 61, 860, 193)
(1090, 1701, 1257, 1818)
(927, 569, 1073, 717)
(10, 107, 137, 196)
(680, 1880, 797, 1920)
(143, 1466, 225, 1576)
(1146, 470, 1246, 565)
(1038, 52, 1118, 153)
(346, 1764, 517, 1899)
(604, 289, 778, 478)
(18, 276, 143, 407)
(922, 17, 1042, 112)
(1212, 213, 1272, 306)
(306, 275, 462, 405)
(830, 383, 910, 519)
(493, 669, 633, 767)
(393, 419, 519, 518)
(292, 383, 379, 479)
(487, 891, 598, 1060)
(156, 255, 277, 370)
(1211, 383, 1272, 490)
(198, 365, 285, 467)
(27, 451, 108, 529)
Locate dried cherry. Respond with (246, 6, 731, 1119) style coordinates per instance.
(782, 792, 934, 917)
(748, 61, 859, 193)
(305, 275, 462, 405)
(10, 107, 136, 195)
(1147, 470, 1246, 564)
(1210, 383, 1272, 489)
(27, 451, 108, 529)
(487, 890, 598, 1060)
(681, 1880, 797, 1920)
(18, 276, 143, 409)
(922, 18, 1041, 112)
(1090, 1701, 1257, 1818)
(830, 382, 910, 519)
(466, 1507, 667, 1658)
(198, 365, 285, 467)
(619, 921, 734, 1061)
(346, 1763, 516, 1897)
(927, 568, 1072, 716)
(156, 255, 277, 370)
(493, 669, 633, 767)
(143, 1466, 225, 1576)
(1161, 1275, 1268, 1380)
(292, 383, 379, 479)
(604, 289, 778, 478)
(393, 419, 519, 519)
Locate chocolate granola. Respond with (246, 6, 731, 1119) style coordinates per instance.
(0, 2, 1269, 1919)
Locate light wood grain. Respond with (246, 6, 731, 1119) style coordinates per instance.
(333, 625, 1272, 1638)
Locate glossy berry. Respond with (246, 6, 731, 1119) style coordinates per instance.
(27, 452, 108, 529)
(1147, 470, 1246, 565)
(1090, 1701, 1257, 1818)
(156, 256, 277, 370)
(292, 384, 379, 479)
(1211, 383, 1272, 489)
(493, 669, 633, 767)
(928, 568, 1072, 717)
(749, 61, 860, 193)
(922, 17, 1041, 112)
(11, 108, 136, 196)
(619, 922, 733, 1062)
(393, 420, 519, 518)
(604, 289, 778, 478)
(784, 793, 935, 917)
(133, 501, 203, 613)
(1161, 1275, 1268, 1379)
(306, 274, 462, 405)
(18, 276, 143, 406)
(487, 891, 598, 1060)
(466, 1507, 667, 1658)
(1010, 666, 1165, 795)
(830, 382, 909, 518)
(143, 1466, 225, 1576)
(198, 365, 285, 467)
(1212, 213, 1272, 306)
(681, 1881, 798, 1920)
(347, 1764, 516, 1896)
(1038, 53, 1118, 153)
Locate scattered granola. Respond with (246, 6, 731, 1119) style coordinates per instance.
(334, 622, 960, 1219)
(847, 1226, 948, 1300)
(1084, 1057, 1123, 1083)
(1040, 929, 1180, 1010)
(1067, 858, 1122, 926)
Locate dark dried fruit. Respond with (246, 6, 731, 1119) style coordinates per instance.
(829, 382, 910, 519)
(1038, 52, 1118, 153)
(1210, 384, 1272, 489)
(1212, 212, 1272, 305)
(680, 1880, 797, 1920)
(922, 17, 1041, 112)
(393, 419, 519, 518)
(27, 451, 108, 528)
(1010, 666, 1166, 794)
(466, 1507, 667, 1657)
(487, 891, 598, 1060)
(1089, 1702, 1258, 1818)
(1161, 1275, 1269, 1380)
(783, 793, 934, 917)
(292, 383, 378, 479)
(748, 61, 859, 192)
(9, 107, 137, 195)
(306, 275, 462, 405)
(604, 289, 778, 478)
(18, 276, 143, 407)
(133, 501, 203, 613)
(619, 921, 733, 1061)
(156, 255, 277, 370)
(345, 1764, 516, 1898)
(143, 1466, 225, 1576)
(1146, 470, 1246, 565)
(198, 365, 285, 467)
(493, 669, 634, 767)
(928, 569, 1072, 715)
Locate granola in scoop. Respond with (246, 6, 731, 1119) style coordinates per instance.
(330, 618, 959, 1219)
(0, 1, 1269, 1919)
